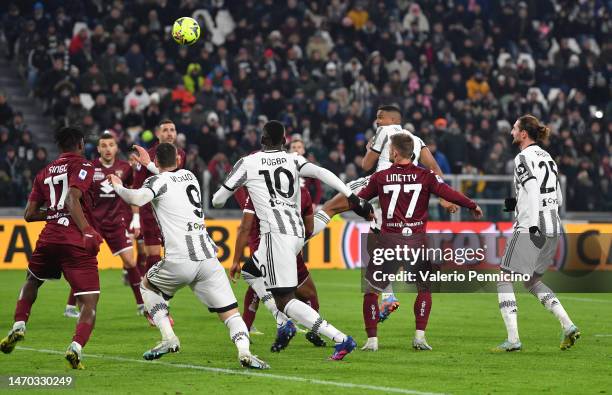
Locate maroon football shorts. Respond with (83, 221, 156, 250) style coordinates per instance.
(140, 205, 162, 246)
(28, 242, 100, 295)
(99, 219, 133, 255)
(297, 252, 310, 287)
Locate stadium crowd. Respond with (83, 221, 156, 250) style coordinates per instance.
(0, 0, 610, 211)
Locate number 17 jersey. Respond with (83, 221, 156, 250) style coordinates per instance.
(222, 150, 306, 238)
(28, 152, 95, 247)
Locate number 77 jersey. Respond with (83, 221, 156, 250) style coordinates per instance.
(222, 150, 306, 238)
(357, 162, 477, 235)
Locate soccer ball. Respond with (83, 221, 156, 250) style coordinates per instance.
(172, 17, 200, 46)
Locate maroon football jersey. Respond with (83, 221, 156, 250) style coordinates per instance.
(90, 158, 133, 225)
(132, 143, 186, 241)
(28, 152, 95, 246)
(358, 163, 476, 234)
(243, 186, 313, 251)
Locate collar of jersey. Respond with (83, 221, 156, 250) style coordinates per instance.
(262, 149, 282, 153)
(393, 162, 414, 168)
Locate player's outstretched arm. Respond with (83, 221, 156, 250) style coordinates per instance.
(230, 210, 255, 283)
(212, 158, 247, 208)
(212, 185, 234, 208)
(299, 162, 352, 197)
(108, 174, 155, 207)
(131, 145, 159, 175)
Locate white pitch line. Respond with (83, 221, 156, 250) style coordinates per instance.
(561, 296, 612, 304)
(594, 334, 612, 337)
(16, 346, 446, 395)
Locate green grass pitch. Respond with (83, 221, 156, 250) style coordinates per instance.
(0, 269, 610, 394)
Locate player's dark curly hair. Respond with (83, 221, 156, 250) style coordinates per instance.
(54, 126, 84, 152)
(261, 120, 286, 147)
(156, 142, 177, 168)
(518, 114, 550, 142)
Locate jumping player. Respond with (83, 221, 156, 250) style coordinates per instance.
(64, 132, 144, 318)
(310, 105, 457, 350)
(346, 133, 482, 351)
(109, 143, 269, 369)
(1, 126, 103, 369)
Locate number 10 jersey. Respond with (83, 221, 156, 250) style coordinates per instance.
(222, 150, 306, 238)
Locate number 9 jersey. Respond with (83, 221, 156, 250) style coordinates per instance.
(513, 144, 563, 235)
(142, 169, 217, 262)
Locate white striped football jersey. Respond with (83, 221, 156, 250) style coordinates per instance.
(222, 150, 306, 238)
(371, 125, 426, 171)
(513, 144, 563, 235)
(143, 169, 217, 261)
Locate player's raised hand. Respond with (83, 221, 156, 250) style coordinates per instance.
(440, 198, 459, 214)
(107, 174, 123, 187)
(470, 205, 483, 219)
(131, 145, 151, 166)
(229, 260, 241, 283)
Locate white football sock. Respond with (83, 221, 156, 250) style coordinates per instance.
(415, 329, 426, 340)
(311, 211, 331, 238)
(284, 299, 347, 343)
(13, 321, 25, 331)
(243, 273, 288, 328)
(529, 281, 574, 331)
(497, 282, 519, 343)
(224, 312, 250, 355)
(140, 284, 175, 341)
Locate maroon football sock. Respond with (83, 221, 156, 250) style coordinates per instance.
(14, 298, 33, 323)
(363, 293, 379, 337)
(414, 291, 432, 331)
(242, 287, 258, 331)
(67, 290, 77, 306)
(126, 267, 144, 305)
(72, 322, 94, 347)
(145, 255, 161, 271)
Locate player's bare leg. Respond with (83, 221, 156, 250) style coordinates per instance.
(1, 273, 43, 354)
(139, 277, 180, 360)
(524, 275, 580, 350)
(217, 309, 269, 369)
(119, 249, 145, 315)
(273, 291, 356, 360)
(296, 276, 326, 347)
(66, 292, 99, 369)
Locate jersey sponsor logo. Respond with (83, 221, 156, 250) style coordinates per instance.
(186, 221, 206, 232)
(115, 169, 123, 178)
(78, 169, 88, 180)
(100, 179, 115, 195)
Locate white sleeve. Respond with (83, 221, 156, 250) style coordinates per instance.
(146, 162, 160, 175)
(212, 185, 234, 208)
(114, 184, 155, 207)
(523, 178, 540, 228)
(556, 179, 564, 208)
(371, 126, 386, 153)
(222, 157, 248, 191)
(299, 162, 352, 197)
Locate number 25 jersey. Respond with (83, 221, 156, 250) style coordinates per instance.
(513, 144, 563, 235)
(28, 152, 95, 247)
(222, 150, 306, 238)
